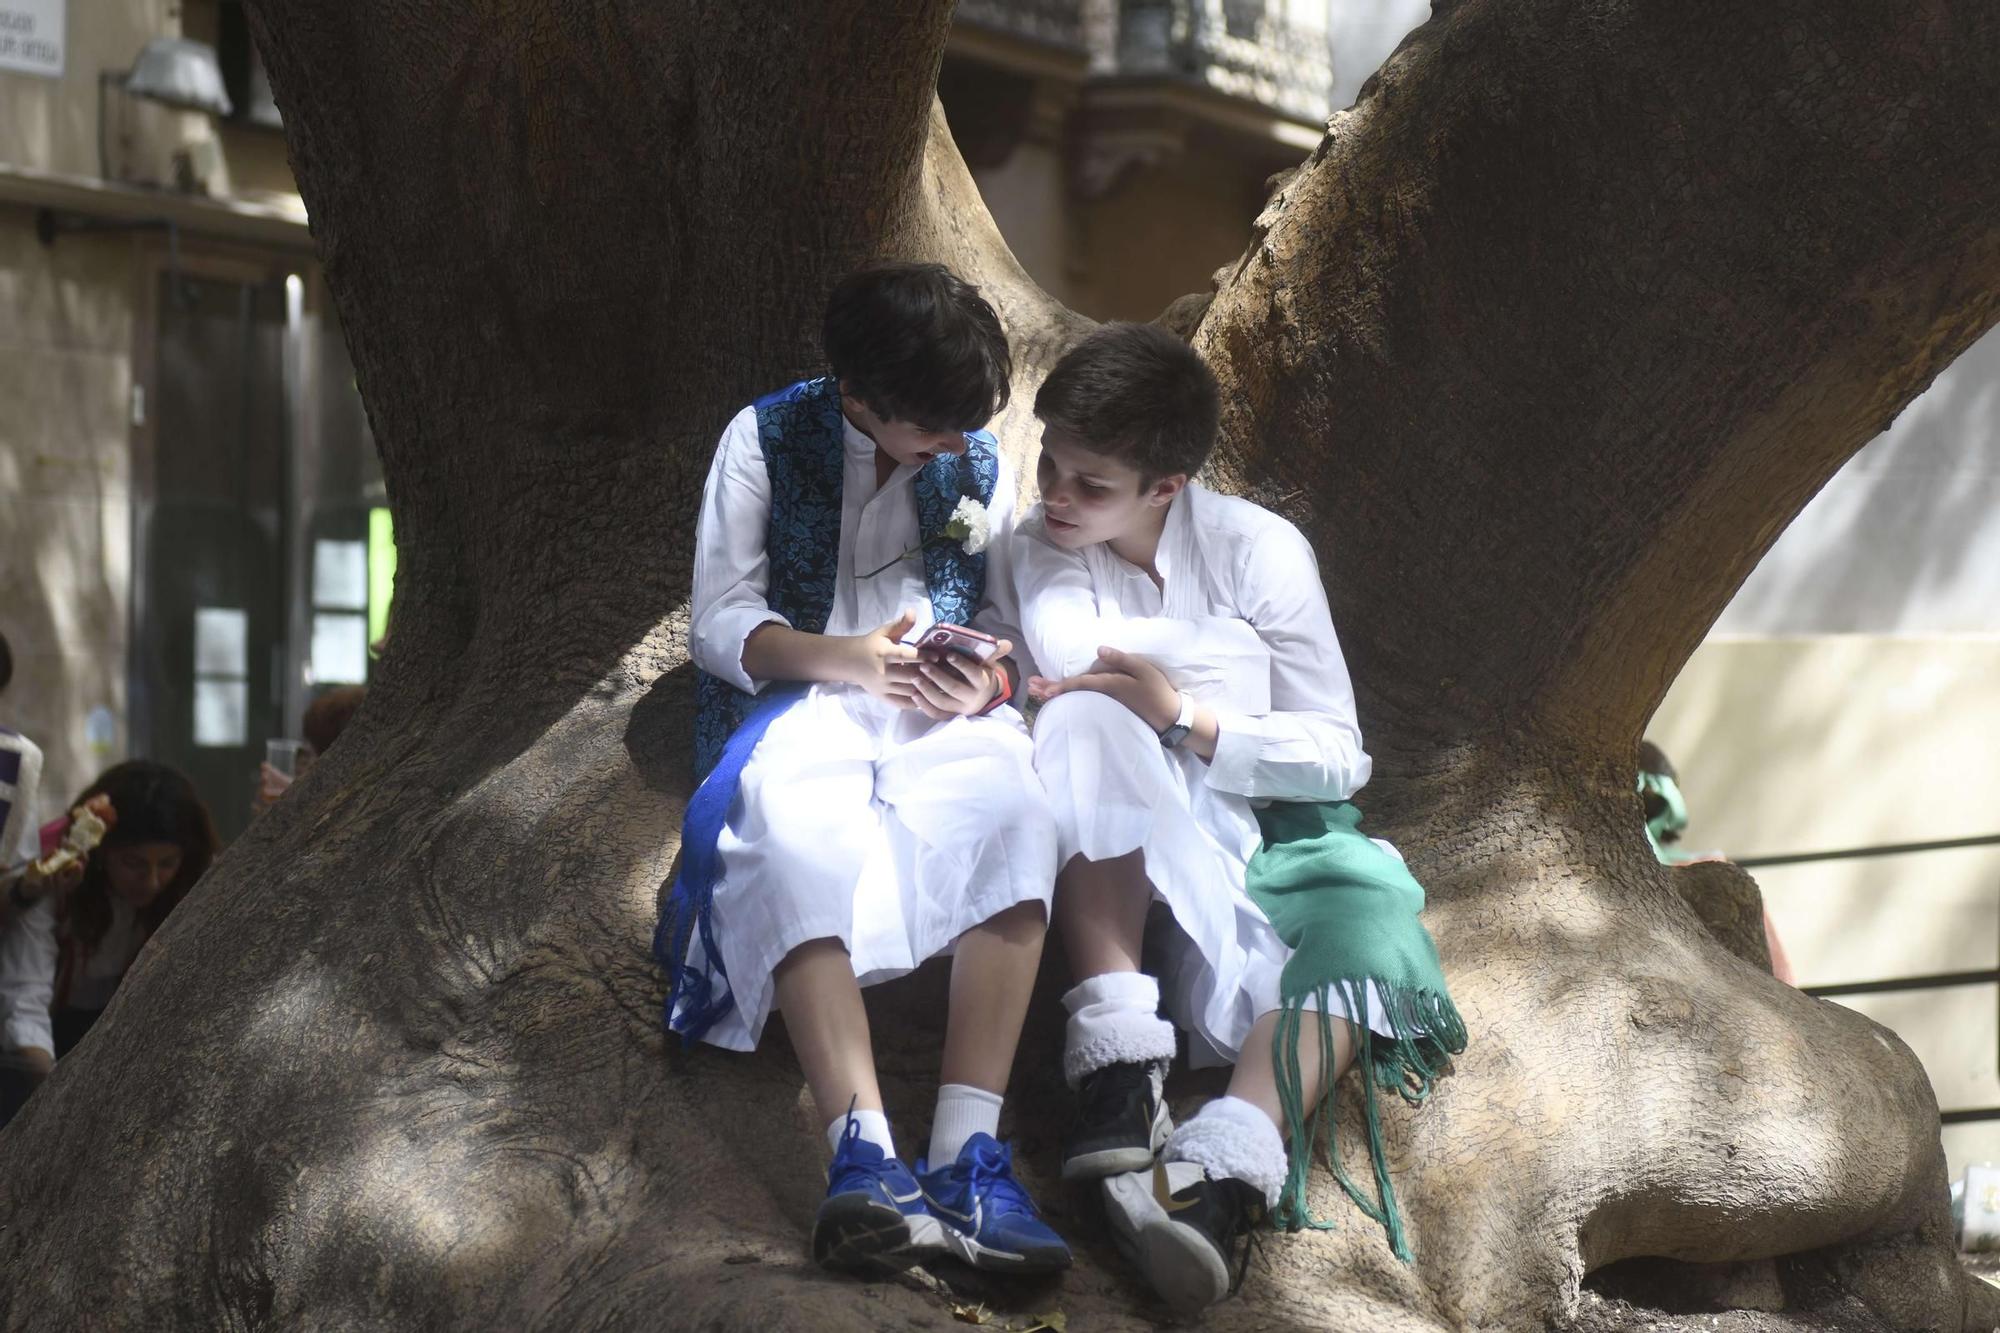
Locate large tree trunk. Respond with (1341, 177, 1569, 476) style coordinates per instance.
(4, 2, 1998, 1329)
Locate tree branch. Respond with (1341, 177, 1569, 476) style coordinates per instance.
(1199, 0, 2000, 758)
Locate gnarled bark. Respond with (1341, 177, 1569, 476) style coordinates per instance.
(2, 2, 1997, 1329)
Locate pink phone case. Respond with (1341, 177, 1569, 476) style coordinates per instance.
(912, 623, 1001, 662)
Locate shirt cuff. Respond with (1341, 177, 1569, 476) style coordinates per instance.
(1204, 709, 1265, 798)
(693, 607, 790, 694)
(3, 1010, 51, 1055)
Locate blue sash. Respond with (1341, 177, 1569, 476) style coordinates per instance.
(655, 686, 804, 1044)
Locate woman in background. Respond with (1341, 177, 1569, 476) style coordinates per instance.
(0, 760, 218, 1124)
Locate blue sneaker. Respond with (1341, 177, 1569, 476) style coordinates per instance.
(915, 1133, 1072, 1273)
(812, 1121, 945, 1275)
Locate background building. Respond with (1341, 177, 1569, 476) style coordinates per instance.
(2, 0, 379, 842)
(3, 0, 1992, 1174)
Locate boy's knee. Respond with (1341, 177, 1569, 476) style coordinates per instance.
(979, 897, 1049, 938)
(953, 898, 1049, 957)
(1032, 690, 1156, 757)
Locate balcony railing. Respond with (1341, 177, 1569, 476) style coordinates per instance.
(1117, 0, 1333, 124)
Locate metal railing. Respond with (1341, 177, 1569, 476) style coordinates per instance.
(1762, 832, 2000, 1125)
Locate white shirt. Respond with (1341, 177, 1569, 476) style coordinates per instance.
(1, 728, 42, 873)
(1013, 481, 1372, 803)
(0, 892, 145, 1055)
(689, 404, 1026, 693)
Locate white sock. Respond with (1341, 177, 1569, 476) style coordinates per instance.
(1061, 971, 1178, 1088)
(1163, 1095, 1289, 1208)
(825, 1107, 896, 1160)
(928, 1083, 1004, 1166)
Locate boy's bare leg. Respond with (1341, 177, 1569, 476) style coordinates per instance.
(1226, 1008, 1356, 1133)
(1053, 849, 1152, 978)
(940, 900, 1048, 1092)
(773, 937, 882, 1125)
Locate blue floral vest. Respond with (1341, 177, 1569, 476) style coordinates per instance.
(691, 377, 1000, 778)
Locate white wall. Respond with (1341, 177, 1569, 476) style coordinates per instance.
(1654, 326, 2000, 1184)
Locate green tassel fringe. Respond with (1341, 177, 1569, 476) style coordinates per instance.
(1268, 978, 1469, 1262)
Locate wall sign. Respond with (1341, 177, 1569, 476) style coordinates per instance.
(0, 1, 62, 79)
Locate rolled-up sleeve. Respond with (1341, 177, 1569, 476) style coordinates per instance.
(0, 897, 57, 1055)
(1204, 524, 1371, 803)
(690, 407, 789, 693)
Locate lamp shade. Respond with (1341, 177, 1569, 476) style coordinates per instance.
(122, 37, 234, 117)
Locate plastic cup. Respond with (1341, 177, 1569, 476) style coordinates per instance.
(265, 739, 307, 779)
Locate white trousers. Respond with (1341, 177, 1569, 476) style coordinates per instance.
(680, 684, 1058, 1052)
(1032, 691, 1393, 1067)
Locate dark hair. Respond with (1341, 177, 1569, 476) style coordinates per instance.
(58, 761, 218, 976)
(303, 685, 366, 756)
(1034, 322, 1221, 481)
(823, 262, 1011, 432)
(1637, 740, 1677, 783)
(1636, 740, 1679, 833)
(0, 630, 11, 693)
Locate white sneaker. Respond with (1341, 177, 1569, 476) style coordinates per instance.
(1102, 1159, 1267, 1312)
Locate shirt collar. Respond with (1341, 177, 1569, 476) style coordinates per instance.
(841, 412, 879, 462)
(1153, 482, 1195, 591)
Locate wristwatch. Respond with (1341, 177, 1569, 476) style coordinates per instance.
(1158, 690, 1196, 749)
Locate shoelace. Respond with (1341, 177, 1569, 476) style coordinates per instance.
(1226, 1192, 1269, 1297)
(962, 1139, 1039, 1219)
(1075, 1063, 1150, 1129)
(826, 1102, 890, 1194)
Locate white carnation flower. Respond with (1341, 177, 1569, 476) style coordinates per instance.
(946, 496, 993, 555)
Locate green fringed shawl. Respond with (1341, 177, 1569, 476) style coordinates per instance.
(1246, 800, 1469, 1261)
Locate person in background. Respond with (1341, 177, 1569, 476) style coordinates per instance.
(0, 761, 219, 1125)
(1638, 740, 1796, 985)
(0, 631, 72, 930)
(255, 685, 367, 810)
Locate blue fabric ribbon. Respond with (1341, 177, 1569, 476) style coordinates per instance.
(656, 685, 806, 1045)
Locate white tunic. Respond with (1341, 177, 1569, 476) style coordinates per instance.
(1015, 482, 1389, 1065)
(678, 405, 1057, 1052)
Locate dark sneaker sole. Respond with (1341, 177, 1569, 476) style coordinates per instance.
(812, 1196, 939, 1276)
(1102, 1171, 1230, 1312)
(1061, 1144, 1159, 1181)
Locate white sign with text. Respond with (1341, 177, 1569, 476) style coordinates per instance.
(0, 0, 63, 79)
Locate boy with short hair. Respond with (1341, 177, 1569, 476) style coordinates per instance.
(1013, 323, 1464, 1311)
(661, 262, 1069, 1277)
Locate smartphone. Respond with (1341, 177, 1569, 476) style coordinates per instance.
(909, 622, 1002, 663)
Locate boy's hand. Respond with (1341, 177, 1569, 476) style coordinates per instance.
(909, 641, 1013, 720)
(843, 611, 925, 708)
(1028, 646, 1180, 732)
(254, 762, 295, 812)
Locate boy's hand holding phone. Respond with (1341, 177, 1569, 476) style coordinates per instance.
(902, 623, 1011, 720)
(843, 612, 927, 707)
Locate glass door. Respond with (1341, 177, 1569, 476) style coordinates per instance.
(133, 271, 289, 842)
